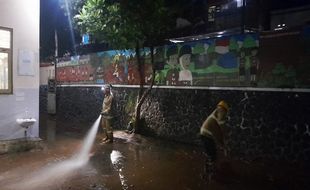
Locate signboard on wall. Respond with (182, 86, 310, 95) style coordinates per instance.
(18, 49, 35, 76)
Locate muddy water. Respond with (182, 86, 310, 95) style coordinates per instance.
(2, 116, 101, 190)
(88, 132, 209, 190)
(0, 131, 207, 190)
(0, 128, 309, 190)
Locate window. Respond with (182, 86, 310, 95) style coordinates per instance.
(208, 6, 216, 22)
(0, 27, 12, 94)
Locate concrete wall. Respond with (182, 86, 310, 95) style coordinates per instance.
(0, 0, 40, 140)
(40, 64, 54, 85)
(47, 86, 310, 165)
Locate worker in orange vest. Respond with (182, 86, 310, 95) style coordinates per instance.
(200, 100, 229, 181)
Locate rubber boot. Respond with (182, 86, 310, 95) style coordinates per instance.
(203, 156, 215, 183)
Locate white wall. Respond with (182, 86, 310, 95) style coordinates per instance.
(40, 65, 55, 85)
(0, 0, 40, 140)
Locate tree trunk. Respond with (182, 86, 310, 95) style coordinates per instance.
(134, 41, 143, 133)
(133, 45, 156, 133)
(136, 42, 144, 103)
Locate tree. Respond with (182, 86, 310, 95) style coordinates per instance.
(75, 0, 175, 133)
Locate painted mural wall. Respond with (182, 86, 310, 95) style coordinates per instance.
(155, 34, 259, 86)
(56, 30, 310, 88)
(57, 33, 259, 87)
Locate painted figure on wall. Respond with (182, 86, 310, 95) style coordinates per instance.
(250, 48, 259, 84)
(112, 62, 124, 83)
(207, 41, 218, 67)
(112, 54, 127, 84)
(143, 63, 154, 84)
(89, 53, 104, 83)
(193, 43, 208, 69)
(127, 55, 140, 85)
(178, 45, 193, 86)
(95, 66, 104, 83)
(239, 48, 246, 83)
(241, 35, 258, 84)
(165, 45, 179, 86)
(103, 64, 115, 84)
(89, 74, 94, 81)
(154, 47, 165, 70)
(154, 47, 166, 85)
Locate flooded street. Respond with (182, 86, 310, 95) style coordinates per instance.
(0, 130, 209, 190)
(0, 119, 309, 190)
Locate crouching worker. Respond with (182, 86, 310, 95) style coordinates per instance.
(200, 100, 229, 181)
(101, 84, 114, 143)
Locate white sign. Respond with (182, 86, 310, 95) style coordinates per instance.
(18, 49, 35, 76)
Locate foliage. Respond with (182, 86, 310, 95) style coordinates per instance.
(75, 0, 133, 48)
(75, 0, 173, 49)
(125, 92, 136, 115)
(272, 63, 286, 75)
(74, 0, 175, 133)
(269, 63, 297, 87)
(229, 38, 239, 51)
(243, 35, 257, 48)
(192, 43, 205, 54)
(59, 0, 87, 29)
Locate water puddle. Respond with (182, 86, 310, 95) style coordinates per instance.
(110, 150, 129, 189)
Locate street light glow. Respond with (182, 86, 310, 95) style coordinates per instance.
(236, 0, 243, 7)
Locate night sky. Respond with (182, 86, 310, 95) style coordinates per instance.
(40, 0, 80, 61)
(269, 0, 310, 10)
(40, 0, 310, 61)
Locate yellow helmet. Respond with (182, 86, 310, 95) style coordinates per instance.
(217, 100, 229, 112)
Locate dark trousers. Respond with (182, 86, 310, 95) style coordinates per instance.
(200, 135, 217, 177)
(200, 135, 217, 161)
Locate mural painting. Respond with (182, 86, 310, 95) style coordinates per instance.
(155, 33, 259, 86)
(56, 34, 260, 87)
(56, 30, 310, 88)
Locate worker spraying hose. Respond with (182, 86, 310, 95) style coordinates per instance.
(101, 84, 114, 144)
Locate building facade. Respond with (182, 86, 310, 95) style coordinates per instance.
(0, 0, 40, 141)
